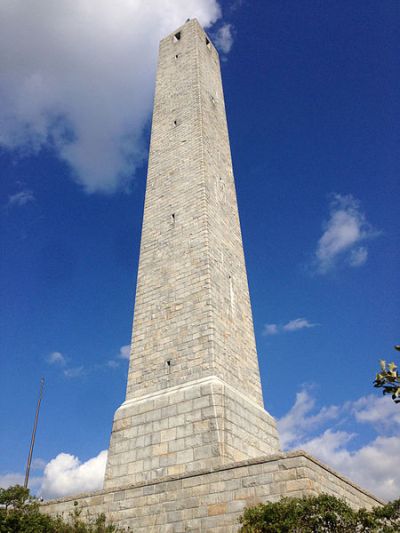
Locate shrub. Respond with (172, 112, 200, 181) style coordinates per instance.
(239, 494, 400, 532)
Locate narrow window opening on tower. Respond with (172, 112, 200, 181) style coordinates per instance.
(174, 32, 181, 42)
(171, 213, 176, 225)
(206, 37, 211, 49)
(173, 120, 177, 127)
(166, 360, 171, 367)
(229, 275, 235, 315)
(175, 54, 179, 59)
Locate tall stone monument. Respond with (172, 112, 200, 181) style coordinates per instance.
(42, 19, 381, 531)
(104, 17, 279, 491)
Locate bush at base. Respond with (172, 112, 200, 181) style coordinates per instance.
(0, 485, 124, 533)
(239, 494, 400, 532)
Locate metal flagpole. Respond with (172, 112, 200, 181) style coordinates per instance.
(24, 377, 45, 489)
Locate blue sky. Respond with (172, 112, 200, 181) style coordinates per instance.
(1, 0, 399, 500)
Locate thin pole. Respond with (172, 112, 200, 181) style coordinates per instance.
(24, 377, 45, 489)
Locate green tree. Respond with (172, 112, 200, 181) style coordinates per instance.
(0, 485, 124, 533)
(374, 345, 400, 404)
(239, 494, 400, 532)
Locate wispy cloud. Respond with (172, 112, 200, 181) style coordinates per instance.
(0, 471, 42, 492)
(314, 194, 379, 274)
(47, 351, 66, 366)
(46, 350, 85, 378)
(104, 344, 131, 369)
(106, 360, 120, 369)
(348, 246, 368, 267)
(351, 394, 400, 432)
(214, 23, 234, 54)
(63, 366, 85, 379)
(302, 431, 400, 502)
(278, 387, 340, 448)
(118, 345, 131, 360)
(7, 189, 35, 207)
(282, 318, 317, 332)
(263, 324, 279, 336)
(0, 1, 222, 193)
(0, 472, 25, 488)
(263, 317, 317, 336)
(278, 388, 400, 500)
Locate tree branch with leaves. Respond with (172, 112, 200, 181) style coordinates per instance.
(374, 345, 400, 404)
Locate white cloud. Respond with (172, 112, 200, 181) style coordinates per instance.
(351, 394, 400, 431)
(0, 450, 107, 499)
(47, 351, 86, 377)
(278, 388, 340, 449)
(279, 388, 400, 501)
(40, 450, 107, 499)
(0, 472, 42, 492)
(263, 318, 317, 336)
(301, 431, 400, 501)
(47, 351, 66, 366)
(214, 23, 233, 53)
(348, 246, 368, 267)
(63, 366, 85, 379)
(0, 1, 222, 193)
(0, 472, 24, 488)
(7, 189, 35, 207)
(31, 458, 47, 470)
(263, 324, 279, 336)
(102, 344, 130, 368)
(315, 194, 379, 273)
(106, 359, 120, 369)
(282, 318, 317, 332)
(118, 344, 131, 360)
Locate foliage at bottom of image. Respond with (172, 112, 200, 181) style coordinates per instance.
(0, 485, 127, 533)
(239, 494, 400, 532)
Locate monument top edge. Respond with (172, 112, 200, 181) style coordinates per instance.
(160, 18, 212, 44)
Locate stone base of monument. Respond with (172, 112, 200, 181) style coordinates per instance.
(104, 377, 280, 490)
(41, 450, 382, 532)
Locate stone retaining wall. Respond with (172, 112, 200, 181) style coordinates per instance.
(42, 451, 382, 532)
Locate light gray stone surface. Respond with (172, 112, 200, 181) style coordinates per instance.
(105, 377, 279, 489)
(42, 451, 382, 532)
(104, 18, 280, 488)
(124, 19, 265, 404)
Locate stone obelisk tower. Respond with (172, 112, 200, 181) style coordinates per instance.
(42, 20, 381, 529)
(104, 19, 280, 489)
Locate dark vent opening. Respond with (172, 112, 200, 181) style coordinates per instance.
(173, 120, 177, 126)
(174, 32, 181, 42)
(206, 37, 211, 49)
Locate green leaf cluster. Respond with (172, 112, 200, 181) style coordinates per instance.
(0, 485, 125, 533)
(239, 494, 400, 532)
(374, 345, 400, 404)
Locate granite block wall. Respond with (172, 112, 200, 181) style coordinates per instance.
(43, 452, 382, 532)
(105, 377, 279, 489)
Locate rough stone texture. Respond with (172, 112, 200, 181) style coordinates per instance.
(42, 452, 382, 532)
(40, 19, 382, 531)
(105, 377, 279, 489)
(104, 18, 280, 488)
(123, 19, 264, 404)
